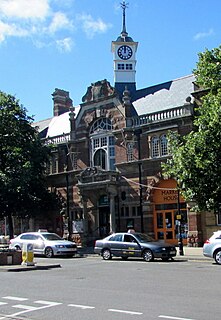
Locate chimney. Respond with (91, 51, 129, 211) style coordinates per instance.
(52, 88, 73, 116)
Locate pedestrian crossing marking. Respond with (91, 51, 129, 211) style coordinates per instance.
(0, 302, 7, 305)
(35, 300, 62, 306)
(2, 296, 28, 301)
(12, 304, 37, 311)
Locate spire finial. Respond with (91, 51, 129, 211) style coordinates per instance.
(120, 1, 129, 36)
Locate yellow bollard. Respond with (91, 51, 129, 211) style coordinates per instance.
(22, 243, 34, 266)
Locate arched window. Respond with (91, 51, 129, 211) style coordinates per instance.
(94, 149, 106, 169)
(151, 136, 159, 158)
(127, 142, 134, 162)
(90, 118, 115, 170)
(151, 134, 168, 158)
(90, 118, 112, 134)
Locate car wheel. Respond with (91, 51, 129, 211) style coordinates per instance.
(142, 249, 153, 262)
(15, 245, 21, 250)
(102, 248, 112, 260)
(214, 249, 221, 264)
(45, 247, 54, 258)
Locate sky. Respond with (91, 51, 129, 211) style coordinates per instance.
(0, 0, 221, 122)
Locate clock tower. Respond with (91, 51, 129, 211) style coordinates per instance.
(111, 1, 138, 99)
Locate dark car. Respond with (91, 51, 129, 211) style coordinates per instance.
(94, 232, 176, 262)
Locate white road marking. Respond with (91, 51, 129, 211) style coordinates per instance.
(12, 304, 37, 311)
(0, 300, 62, 320)
(2, 296, 28, 301)
(68, 304, 95, 309)
(0, 302, 7, 305)
(108, 308, 143, 315)
(159, 316, 196, 320)
(35, 300, 62, 306)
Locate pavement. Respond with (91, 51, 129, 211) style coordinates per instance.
(0, 246, 210, 272)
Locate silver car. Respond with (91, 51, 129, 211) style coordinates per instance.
(9, 232, 77, 258)
(203, 230, 221, 264)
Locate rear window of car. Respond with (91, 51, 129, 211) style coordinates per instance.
(20, 234, 39, 240)
(41, 233, 62, 241)
(109, 234, 123, 242)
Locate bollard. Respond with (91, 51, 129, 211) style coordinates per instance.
(22, 243, 35, 266)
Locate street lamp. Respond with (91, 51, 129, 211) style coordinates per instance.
(65, 147, 72, 241)
(134, 129, 144, 233)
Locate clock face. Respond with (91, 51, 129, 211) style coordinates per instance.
(117, 45, 133, 60)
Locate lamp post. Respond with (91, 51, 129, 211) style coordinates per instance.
(177, 189, 184, 255)
(134, 129, 144, 233)
(65, 147, 72, 241)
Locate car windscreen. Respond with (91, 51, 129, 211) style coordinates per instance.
(134, 233, 154, 243)
(41, 233, 62, 241)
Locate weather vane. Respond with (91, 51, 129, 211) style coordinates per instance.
(120, 1, 129, 35)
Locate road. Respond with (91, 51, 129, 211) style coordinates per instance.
(0, 255, 220, 320)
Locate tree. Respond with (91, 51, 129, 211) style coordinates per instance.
(0, 91, 59, 238)
(162, 46, 221, 212)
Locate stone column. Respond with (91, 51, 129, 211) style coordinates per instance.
(109, 193, 116, 234)
(82, 196, 88, 235)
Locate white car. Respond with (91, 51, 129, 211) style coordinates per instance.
(203, 230, 221, 264)
(9, 232, 77, 258)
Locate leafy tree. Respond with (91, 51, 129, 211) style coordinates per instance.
(162, 46, 221, 212)
(0, 92, 59, 238)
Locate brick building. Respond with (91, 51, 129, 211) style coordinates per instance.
(32, 2, 218, 247)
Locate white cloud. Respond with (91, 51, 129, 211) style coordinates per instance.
(0, 1, 112, 51)
(193, 28, 214, 41)
(0, 20, 28, 42)
(77, 14, 112, 38)
(48, 12, 73, 34)
(56, 37, 73, 52)
(0, 0, 50, 20)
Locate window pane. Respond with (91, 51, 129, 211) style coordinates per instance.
(94, 149, 106, 169)
(109, 136, 115, 146)
(101, 137, 107, 147)
(152, 136, 159, 158)
(160, 134, 168, 156)
(109, 146, 115, 157)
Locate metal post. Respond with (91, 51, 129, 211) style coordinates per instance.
(177, 189, 184, 256)
(65, 146, 72, 241)
(66, 171, 72, 241)
(134, 129, 144, 233)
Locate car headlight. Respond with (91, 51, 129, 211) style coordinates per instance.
(161, 248, 166, 251)
(55, 245, 65, 248)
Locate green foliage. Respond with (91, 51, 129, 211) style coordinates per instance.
(162, 46, 221, 211)
(0, 92, 59, 235)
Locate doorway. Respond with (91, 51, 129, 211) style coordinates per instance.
(99, 207, 110, 238)
(154, 207, 187, 244)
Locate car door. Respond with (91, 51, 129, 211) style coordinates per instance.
(122, 234, 141, 257)
(107, 234, 124, 257)
(32, 235, 45, 255)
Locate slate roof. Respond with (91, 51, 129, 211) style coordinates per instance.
(33, 106, 80, 138)
(133, 74, 195, 116)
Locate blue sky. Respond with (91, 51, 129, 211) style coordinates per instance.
(0, 0, 221, 121)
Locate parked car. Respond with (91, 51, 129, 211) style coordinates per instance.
(203, 230, 221, 264)
(9, 232, 77, 258)
(94, 232, 177, 262)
